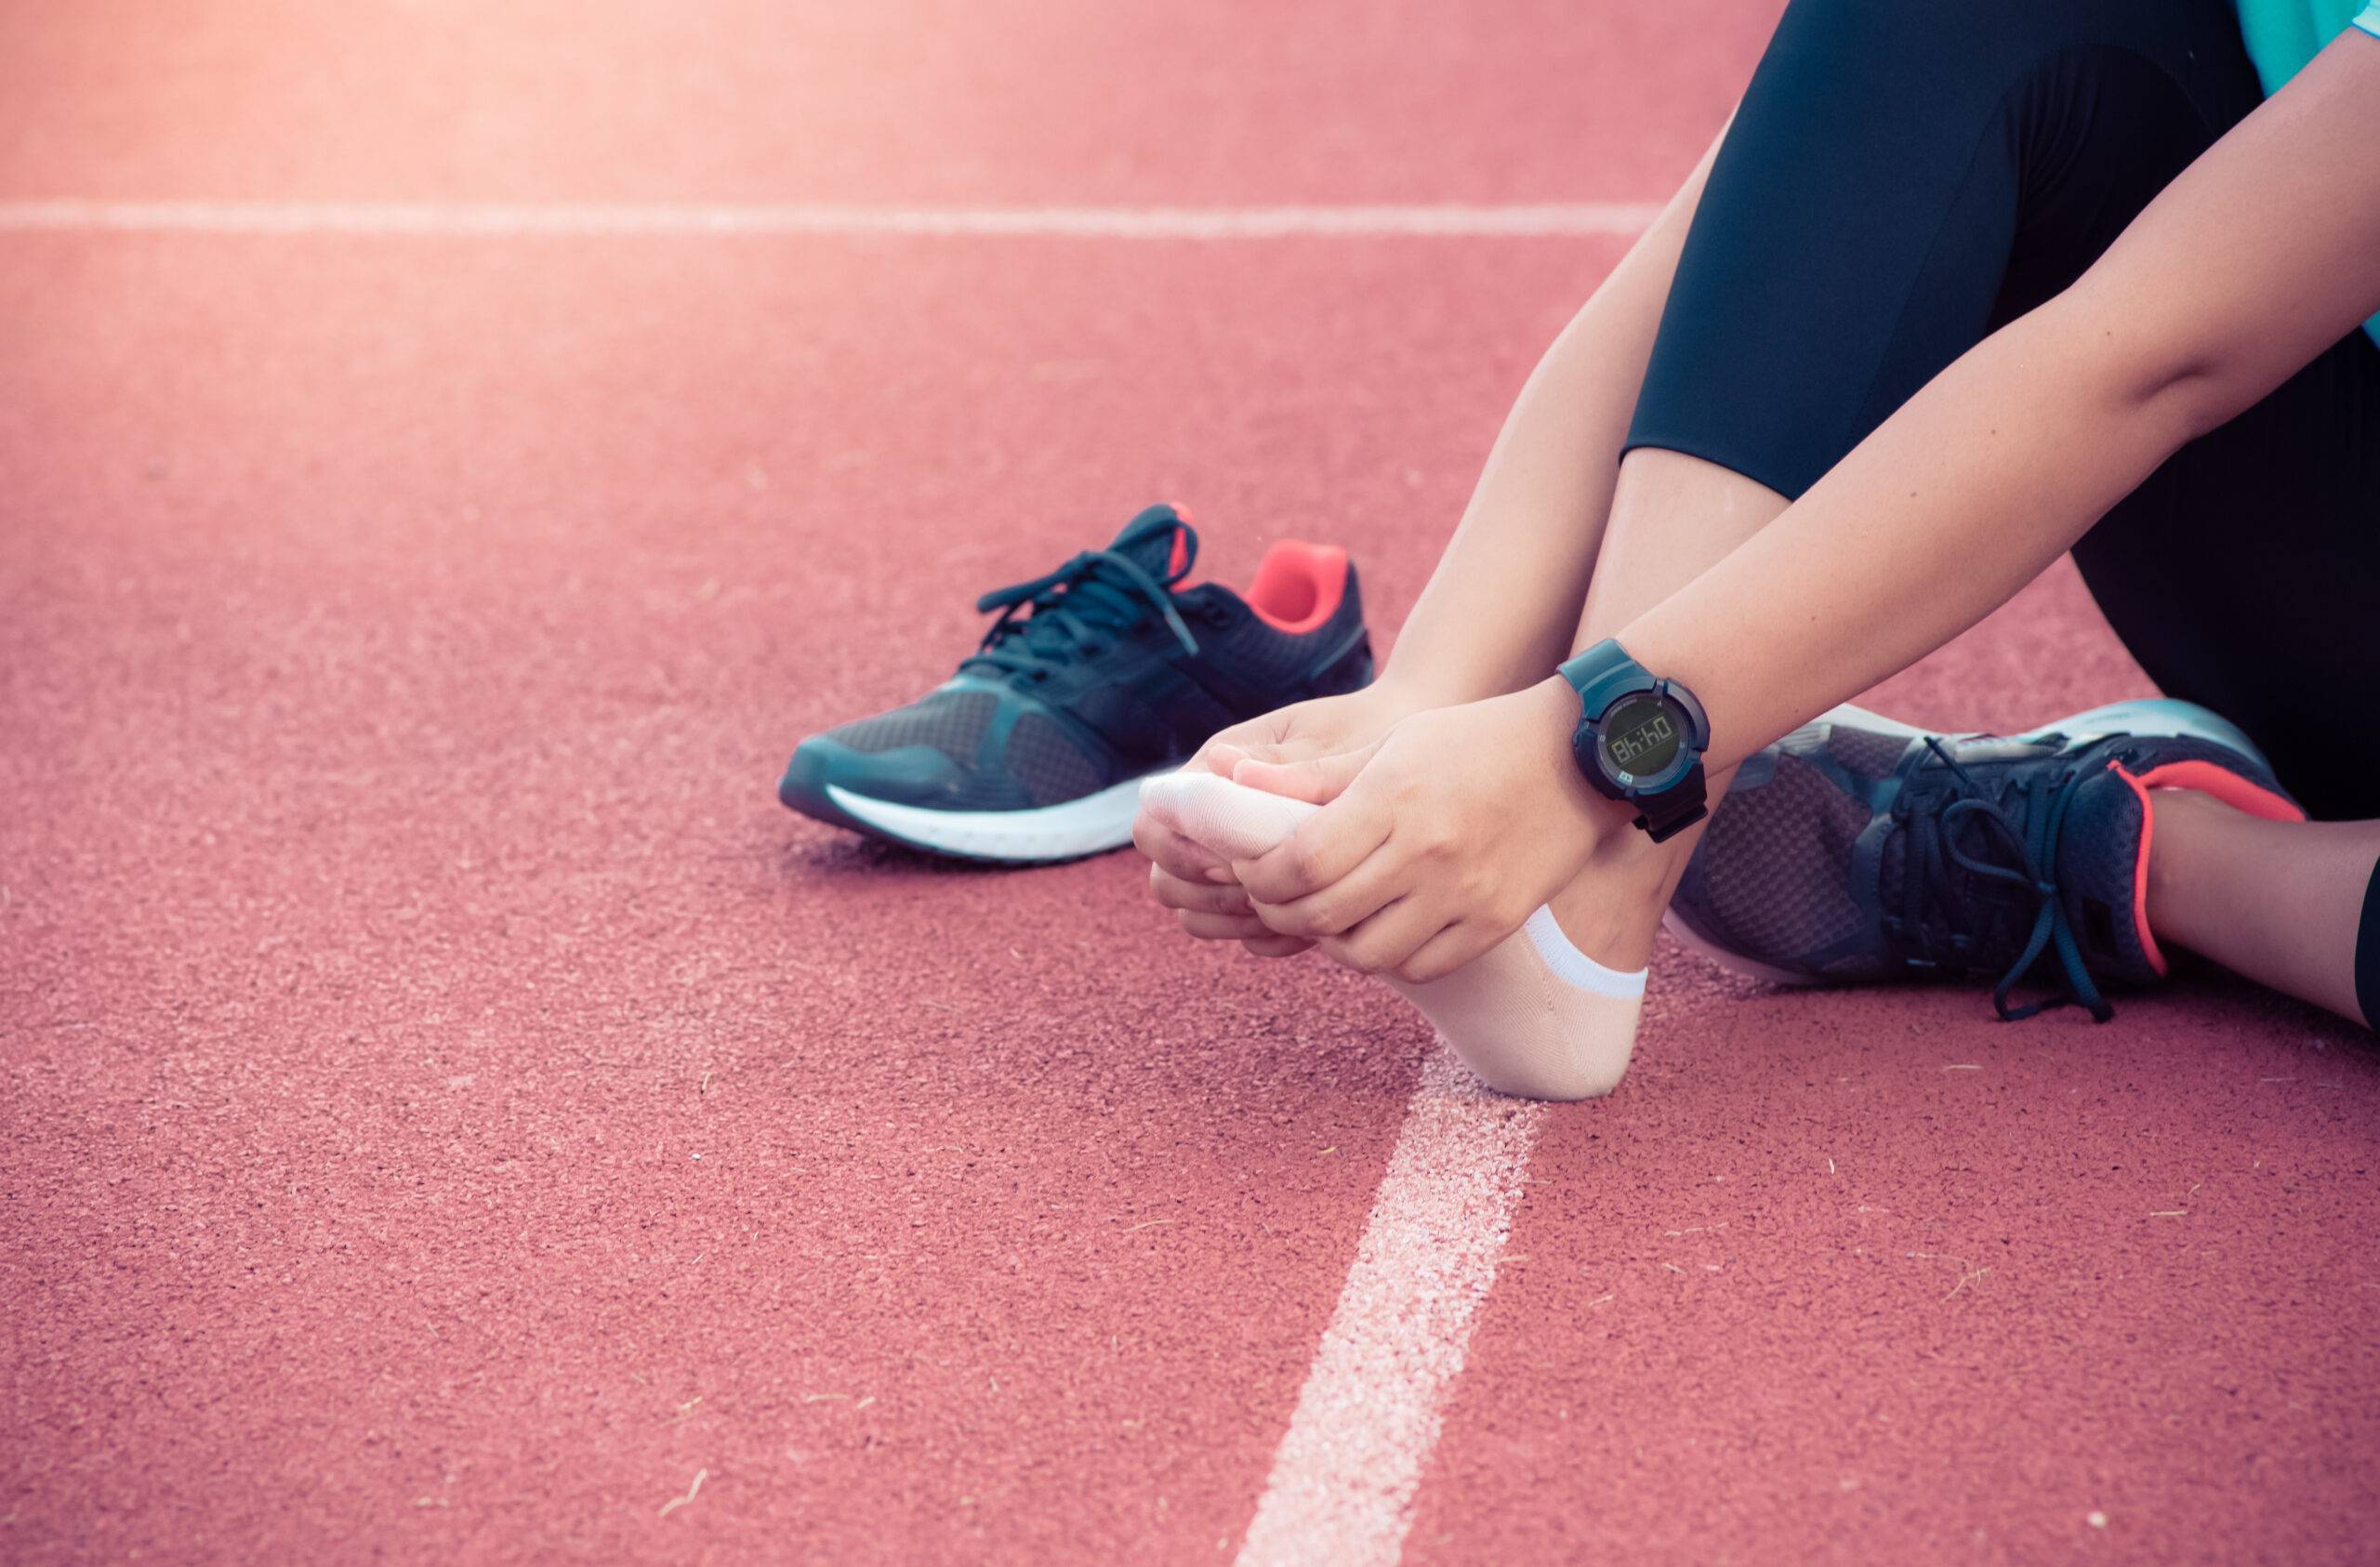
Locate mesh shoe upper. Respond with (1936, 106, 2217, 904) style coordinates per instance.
(1686, 742, 1879, 979)
(1673, 707, 2303, 1019)
(787, 505, 1373, 823)
(810, 690, 1110, 810)
(826, 688, 997, 766)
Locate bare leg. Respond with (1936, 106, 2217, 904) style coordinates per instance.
(1541, 449, 1788, 968)
(1148, 130, 1743, 955)
(2147, 792, 2379, 1026)
(1375, 127, 1732, 707)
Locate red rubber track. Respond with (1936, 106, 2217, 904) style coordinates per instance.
(4, 4, 2375, 1565)
(1415, 572, 2380, 1567)
(0, 0, 1753, 205)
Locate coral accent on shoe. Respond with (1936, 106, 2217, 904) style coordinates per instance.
(1166, 508, 1195, 579)
(1244, 540, 1349, 634)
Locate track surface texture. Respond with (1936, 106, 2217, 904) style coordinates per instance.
(3, 3, 2374, 1564)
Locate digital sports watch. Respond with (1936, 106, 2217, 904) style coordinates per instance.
(1558, 639, 1712, 844)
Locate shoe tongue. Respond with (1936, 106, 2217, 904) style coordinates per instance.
(2053, 764, 2162, 987)
(1108, 504, 1198, 586)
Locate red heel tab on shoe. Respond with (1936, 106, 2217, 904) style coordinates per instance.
(1167, 506, 1196, 579)
(1245, 540, 1349, 634)
(2109, 757, 2307, 978)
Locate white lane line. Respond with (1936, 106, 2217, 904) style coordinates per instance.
(0, 200, 1660, 239)
(1236, 1047, 1543, 1567)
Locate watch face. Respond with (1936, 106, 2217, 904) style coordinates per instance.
(1596, 694, 1684, 782)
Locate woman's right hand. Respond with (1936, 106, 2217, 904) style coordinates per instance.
(1134, 678, 1437, 956)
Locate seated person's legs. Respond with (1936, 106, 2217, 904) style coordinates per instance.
(2074, 330, 2380, 1028)
(1657, 0, 2380, 1027)
(1156, 0, 2370, 1084)
(2147, 797, 2380, 1028)
(1541, 0, 2340, 1006)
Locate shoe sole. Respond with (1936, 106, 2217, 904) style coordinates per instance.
(806, 772, 1162, 864)
(1659, 698, 2274, 986)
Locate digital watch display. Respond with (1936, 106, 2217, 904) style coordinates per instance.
(1558, 639, 1712, 843)
(1599, 697, 1683, 777)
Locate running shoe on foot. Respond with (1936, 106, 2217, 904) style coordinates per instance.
(779, 504, 1372, 863)
(1665, 700, 2304, 1019)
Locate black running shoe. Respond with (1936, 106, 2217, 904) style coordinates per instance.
(1666, 700, 2304, 1020)
(779, 504, 1373, 863)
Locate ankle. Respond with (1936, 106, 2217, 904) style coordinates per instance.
(2144, 786, 2227, 949)
(1546, 829, 1675, 970)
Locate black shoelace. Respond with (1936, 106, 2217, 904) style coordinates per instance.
(959, 546, 1201, 684)
(1893, 738, 2113, 1023)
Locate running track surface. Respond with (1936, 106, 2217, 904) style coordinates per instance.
(4, 4, 2375, 1564)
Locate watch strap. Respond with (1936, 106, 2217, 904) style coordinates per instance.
(1633, 760, 1709, 844)
(1557, 638, 1643, 720)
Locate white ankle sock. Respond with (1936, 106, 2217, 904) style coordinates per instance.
(1138, 771, 1646, 1100)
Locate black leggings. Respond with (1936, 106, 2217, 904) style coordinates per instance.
(1626, 0, 2380, 823)
(2363, 867, 2380, 1027)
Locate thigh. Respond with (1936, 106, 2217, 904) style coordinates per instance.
(2074, 332, 2380, 820)
(1627, 0, 2264, 499)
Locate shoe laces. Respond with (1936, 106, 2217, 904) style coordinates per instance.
(1893, 737, 2114, 1023)
(959, 542, 1202, 684)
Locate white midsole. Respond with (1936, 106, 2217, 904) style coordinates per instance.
(1795, 697, 2265, 755)
(826, 774, 1158, 862)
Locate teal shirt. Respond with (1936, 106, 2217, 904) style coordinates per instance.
(2233, 1, 2380, 345)
(2233, 0, 2379, 95)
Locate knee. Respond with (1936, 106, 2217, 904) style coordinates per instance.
(1764, 0, 1998, 71)
(1755, 0, 2123, 99)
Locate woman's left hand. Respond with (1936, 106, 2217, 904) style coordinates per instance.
(1226, 678, 1626, 982)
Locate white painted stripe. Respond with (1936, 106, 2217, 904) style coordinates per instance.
(0, 199, 1660, 240)
(1236, 1047, 1542, 1567)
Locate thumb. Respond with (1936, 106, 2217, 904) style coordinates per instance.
(1189, 706, 1297, 775)
(1196, 742, 1250, 777)
(1195, 733, 1308, 776)
(1230, 737, 1382, 805)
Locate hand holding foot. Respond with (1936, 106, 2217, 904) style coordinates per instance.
(1228, 678, 1623, 982)
(1134, 680, 1436, 956)
(1139, 761, 1649, 1101)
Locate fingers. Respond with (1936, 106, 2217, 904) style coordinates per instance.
(1197, 735, 1311, 780)
(1141, 775, 1318, 958)
(1133, 811, 1228, 887)
(1235, 786, 1395, 906)
(1244, 839, 1406, 942)
(1390, 919, 1499, 985)
(1149, 863, 1251, 917)
(1148, 857, 1278, 945)
(1188, 706, 1296, 775)
(1159, 872, 1312, 952)
(1230, 737, 1382, 806)
(1197, 743, 1249, 777)
(1316, 897, 1451, 979)
(1178, 909, 1274, 942)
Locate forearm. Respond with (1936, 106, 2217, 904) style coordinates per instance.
(1609, 33, 2380, 772)
(1614, 296, 2197, 770)
(1382, 136, 1719, 704)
